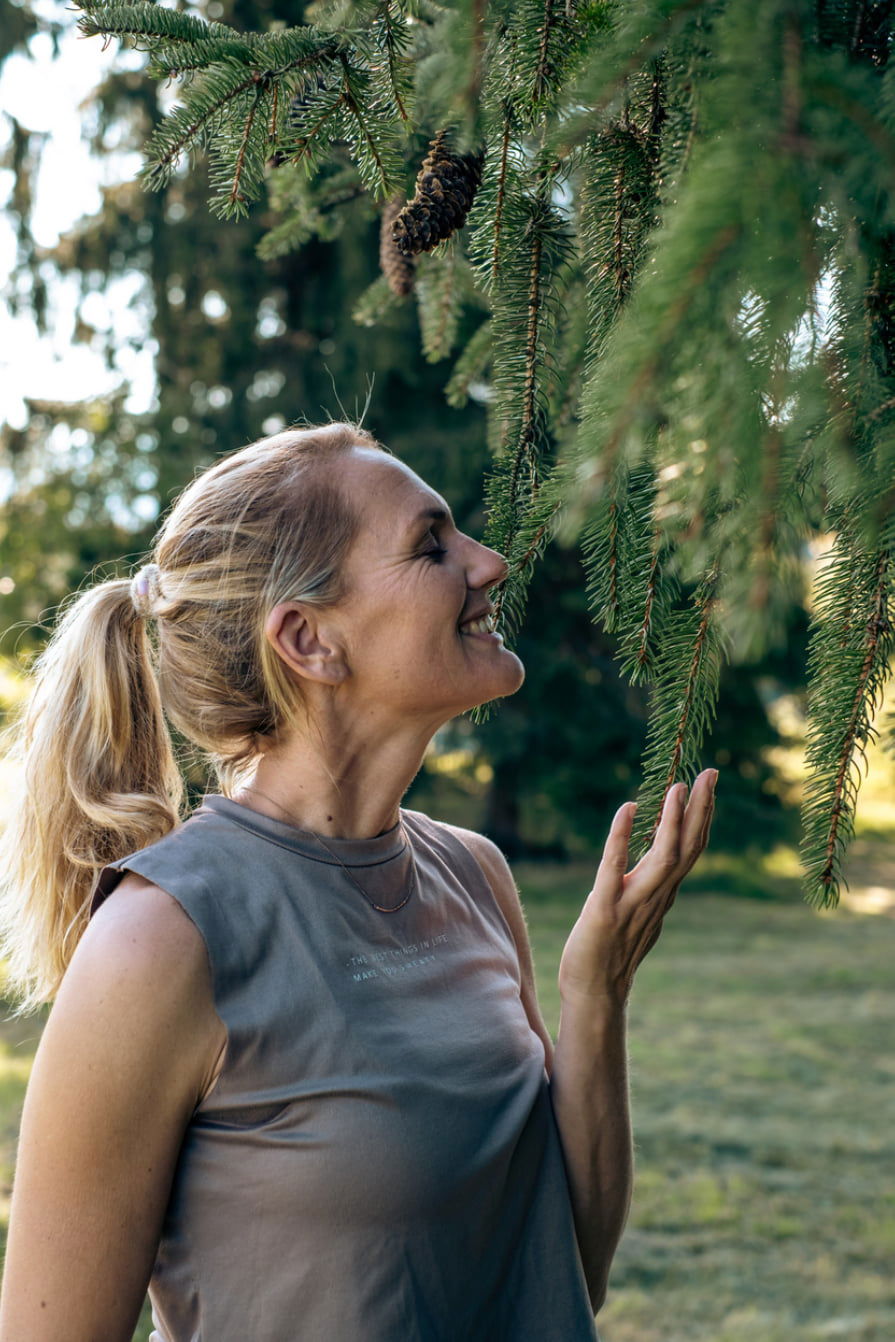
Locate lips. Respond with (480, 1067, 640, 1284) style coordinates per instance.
(458, 603, 494, 630)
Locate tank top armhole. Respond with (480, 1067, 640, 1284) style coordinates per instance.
(403, 809, 521, 985)
(88, 857, 232, 1114)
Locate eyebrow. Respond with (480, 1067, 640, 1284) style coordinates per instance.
(407, 505, 453, 535)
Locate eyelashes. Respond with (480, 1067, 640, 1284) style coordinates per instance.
(420, 528, 448, 563)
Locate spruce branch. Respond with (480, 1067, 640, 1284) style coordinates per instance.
(415, 245, 463, 361)
(372, 0, 414, 121)
(800, 522, 895, 908)
(66, 0, 895, 902)
(628, 556, 727, 863)
(487, 103, 514, 286)
(559, 217, 741, 543)
(444, 318, 492, 406)
(483, 156, 575, 635)
(139, 62, 277, 196)
(74, 3, 249, 52)
(547, 0, 713, 157)
(221, 82, 266, 212)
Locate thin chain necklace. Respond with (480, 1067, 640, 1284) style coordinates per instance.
(234, 784, 417, 914)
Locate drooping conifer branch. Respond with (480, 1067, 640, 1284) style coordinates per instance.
(338, 54, 390, 192)
(139, 47, 342, 191)
(628, 558, 725, 862)
(548, 0, 711, 157)
(647, 570, 720, 848)
(568, 219, 741, 529)
(488, 106, 512, 285)
(801, 527, 895, 906)
(141, 68, 269, 190)
(533, 0, 560, 105)
(635, 523, 664, 674)
(375, 1, 411, 121)
(75, 4, 247, 51)
(69, 0, 895, 904)
(487, 162, 567, 633)
(226, 83, 266, 207)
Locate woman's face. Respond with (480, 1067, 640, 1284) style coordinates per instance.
(325, 445, 526, 725)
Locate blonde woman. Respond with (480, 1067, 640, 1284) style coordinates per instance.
(0, 423, 716, 1341)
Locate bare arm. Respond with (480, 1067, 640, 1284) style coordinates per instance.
(551, 771, 717, 1310)
(548, 995, 631, 1313)
(445, 771, 716, 1313)
(0, 874, 227, 1342)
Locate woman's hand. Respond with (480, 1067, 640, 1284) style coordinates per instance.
(558, 769, 718, 1011)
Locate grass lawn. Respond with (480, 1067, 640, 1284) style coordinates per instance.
(1, 862, 892, 1341)
(517, 857, 895, 1342)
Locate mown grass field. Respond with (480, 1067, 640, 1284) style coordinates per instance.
(1, 856, 892, 1342)
(518, 858, 895, 1342)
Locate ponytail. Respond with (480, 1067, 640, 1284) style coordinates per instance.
(0, 577, 184, 1015)
(0, 419, 383, 1015)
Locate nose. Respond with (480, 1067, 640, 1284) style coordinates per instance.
(473, 542, 509, 591)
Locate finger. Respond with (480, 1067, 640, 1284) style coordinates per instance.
(656, 780, 686, 869)
(666, 784, 715, 897)
(659, 787, 714, 908)
(680, 769, 716, 861)
(624, 782, 685, 888)
(700, 794, 715, 848)
(592, 801, 638, 900)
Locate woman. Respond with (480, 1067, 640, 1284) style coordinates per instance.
(0, 421, 716, 1341)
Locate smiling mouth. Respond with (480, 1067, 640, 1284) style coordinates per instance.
(459, 619, 503, 644)
(458, 613, 494, 636)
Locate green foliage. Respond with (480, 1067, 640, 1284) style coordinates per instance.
(45, 0, 895, 904)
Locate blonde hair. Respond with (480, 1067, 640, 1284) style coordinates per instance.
(0, 420, 384, 1014)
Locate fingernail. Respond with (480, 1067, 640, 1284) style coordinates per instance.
(709, 769, 719, 787)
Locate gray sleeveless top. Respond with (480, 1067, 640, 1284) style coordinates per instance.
(89, 795, 599, 1341)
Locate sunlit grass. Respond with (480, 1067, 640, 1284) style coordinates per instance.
(513, 872, 895, 1342)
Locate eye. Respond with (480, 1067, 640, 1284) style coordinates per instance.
(420, 529, 448, 563)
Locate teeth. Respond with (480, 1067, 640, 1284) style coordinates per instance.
(460, 615, 492, 635)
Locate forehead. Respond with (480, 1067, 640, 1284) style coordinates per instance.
(344, 448, 450, 534)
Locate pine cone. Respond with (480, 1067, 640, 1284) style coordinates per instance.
(380, 196, 416, 296)
(391, 130, 485, 257)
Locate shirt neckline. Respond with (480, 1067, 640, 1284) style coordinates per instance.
(196, 793, 410, 868)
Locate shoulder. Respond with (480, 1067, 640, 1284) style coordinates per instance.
(404, 810, 517, 921)
(435, 820, 526, 949)
(90, 807, 247, 929)
(404, 808, 505, 874)
(75, 872, 221, 1032)
(433, 819, 555, 1070)
(436, 820, 514, 893)
(84, 869, 212, 974)
(66, 873, 225, 1099)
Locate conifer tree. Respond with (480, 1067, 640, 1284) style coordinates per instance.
(71, 0, 895, 909)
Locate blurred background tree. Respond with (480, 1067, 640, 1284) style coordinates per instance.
(0, 0, 828, 869)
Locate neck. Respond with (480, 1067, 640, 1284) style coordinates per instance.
(233, 710, 440, 841)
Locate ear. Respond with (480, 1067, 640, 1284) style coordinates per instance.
(264, 603, 348, 686)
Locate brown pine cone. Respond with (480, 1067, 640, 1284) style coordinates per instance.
(380, 196, 416, 296)
(391, 130, 485, 257)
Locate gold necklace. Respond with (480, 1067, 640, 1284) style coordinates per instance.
(235, 784, 417, 914)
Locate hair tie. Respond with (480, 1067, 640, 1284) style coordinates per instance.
(130, 563, 162, 620)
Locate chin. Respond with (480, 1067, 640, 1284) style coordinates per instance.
(473, 652, 526, 705)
